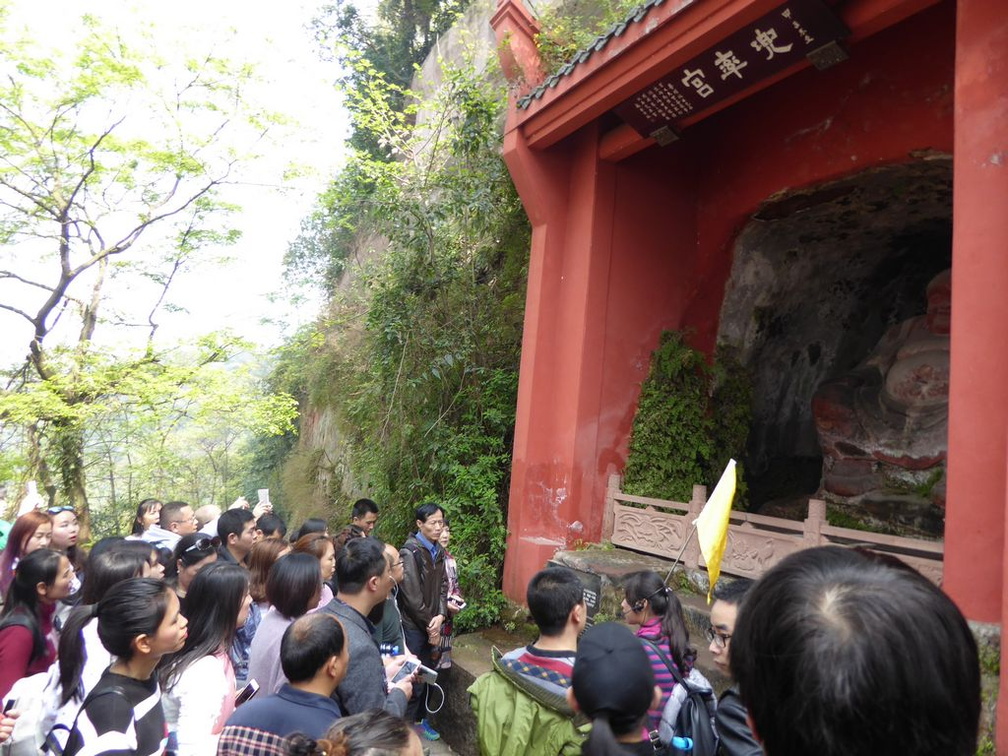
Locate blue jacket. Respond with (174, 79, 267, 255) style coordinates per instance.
(224, 683, 341, 739)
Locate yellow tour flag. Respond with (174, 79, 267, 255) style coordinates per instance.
(694, 459, 736, 602)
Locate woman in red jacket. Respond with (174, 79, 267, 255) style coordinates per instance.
(0, 547, 76, 698)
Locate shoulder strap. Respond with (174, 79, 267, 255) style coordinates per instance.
(53, 685, 129, 756)
(0, 610, 44, 661)
(641, 638, 687, 688)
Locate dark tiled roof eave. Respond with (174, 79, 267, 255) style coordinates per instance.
(517, 0, 668, 110)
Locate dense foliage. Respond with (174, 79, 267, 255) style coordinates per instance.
(622, 331, 752, 508)
(533, 0, 646, 75)
(273, 1, 528, 630)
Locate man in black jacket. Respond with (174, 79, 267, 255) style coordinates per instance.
(398, 502, 448, 740)
(708, 578, 762, 756)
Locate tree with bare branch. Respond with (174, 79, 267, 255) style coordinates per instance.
(0, 12, 280, 534)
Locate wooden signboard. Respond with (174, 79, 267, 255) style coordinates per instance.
(616, 0, 850, 143)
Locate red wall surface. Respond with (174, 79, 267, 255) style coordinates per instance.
(502, 1, 958, 602)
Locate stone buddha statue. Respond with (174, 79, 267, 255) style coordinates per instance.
(812, 270, 950, 526)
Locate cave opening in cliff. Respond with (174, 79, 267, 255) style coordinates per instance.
(716, 159, 952, 530)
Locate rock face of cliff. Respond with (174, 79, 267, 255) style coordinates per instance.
(286, 0, 507, 515)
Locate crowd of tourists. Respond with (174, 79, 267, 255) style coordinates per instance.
(0, 497, 461, 756)
(0, 493, 983, 756)
(470, 549, 982, 756)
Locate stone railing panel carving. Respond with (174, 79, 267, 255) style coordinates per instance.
(604, 474, 944, 584)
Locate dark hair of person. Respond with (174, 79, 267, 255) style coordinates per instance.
(88, 536, 125, 562)
(249, 539, 292, 604)
(118, 538, 161, 570)
(711, 576, 754, 607)
(335, 537, 387, 595)
(280, 613, 345, 683)
(266, 553, 321, 618)
(78, 548, 148, 605)
(167, 533, 220, 582)
(286, 709, 413, 756)
(159, 501, 191, 529)
(256, 512, 287, 539)
(0, 548, 65, 663)
(290, 518, 327, 544)
(414, 502, 442, 524)
(217, 508, 255, 542)
(526, 566, 585, 637)
(131, 498, 163, 536)
(731, 546, 981, 756)
(0, 510, 51, 593)
(159, 561, 248, 690)
(58, 578, 172, 706)
(623, 570, 693, 671)
(293, 533, 333, 562)
(351, 498, 379, 520)
(581, 701, 648, 756)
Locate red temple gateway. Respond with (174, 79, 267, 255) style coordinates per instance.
(491, 0, 1007, 744)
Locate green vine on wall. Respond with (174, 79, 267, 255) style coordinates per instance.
(623, 331, 752, 507)
(270, 35, 529, 631)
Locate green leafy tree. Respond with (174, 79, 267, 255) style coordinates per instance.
(0, 8, 280, 533)
(77, 337, 298, 535)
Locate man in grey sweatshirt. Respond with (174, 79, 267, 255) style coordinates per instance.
(321, 536, 414, 716)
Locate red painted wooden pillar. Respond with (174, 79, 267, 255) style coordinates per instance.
(944, 0, 1008, 747)
(499, 122, 616, 601)
(945, 0, 1008, 621)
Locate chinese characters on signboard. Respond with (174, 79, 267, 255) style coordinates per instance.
(615, 0, 849, 143)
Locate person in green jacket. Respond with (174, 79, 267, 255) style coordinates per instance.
(469, 567, 589, 756)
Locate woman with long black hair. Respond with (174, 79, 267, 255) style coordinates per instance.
(61, 578, 187, 756)
(44, 547, 151, 751)
(621, 570, 695, 733)
(0, 548, 74, 698)
(159, 561, 251, 755)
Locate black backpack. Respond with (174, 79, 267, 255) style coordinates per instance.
(641, 639, 719, 756)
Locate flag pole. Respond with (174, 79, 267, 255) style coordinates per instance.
(663, 523, 698, 587)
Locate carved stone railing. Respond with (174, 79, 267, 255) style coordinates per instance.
(602, 474, 944, 585)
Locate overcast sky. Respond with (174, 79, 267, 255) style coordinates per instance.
(0, 0, 355, 365)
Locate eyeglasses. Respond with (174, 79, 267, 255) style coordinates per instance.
(391, 559, 404, 568)
(183, 536, 221, 554)
(47, 506, 76, 515)
(705, 625, 732, 649)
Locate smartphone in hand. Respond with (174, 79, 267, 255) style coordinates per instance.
(235, 680, 260, 706)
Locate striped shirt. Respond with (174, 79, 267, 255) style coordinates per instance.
(63, 671, 167, 756)
(504, 643, 576, 678)
(637, 621, 679, 731)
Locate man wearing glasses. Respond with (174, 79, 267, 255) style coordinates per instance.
(398, 503, 448, 741)
(372, 543, 407, 656)
(707, 578, 761, 756)
(143, 500, 197, 551)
